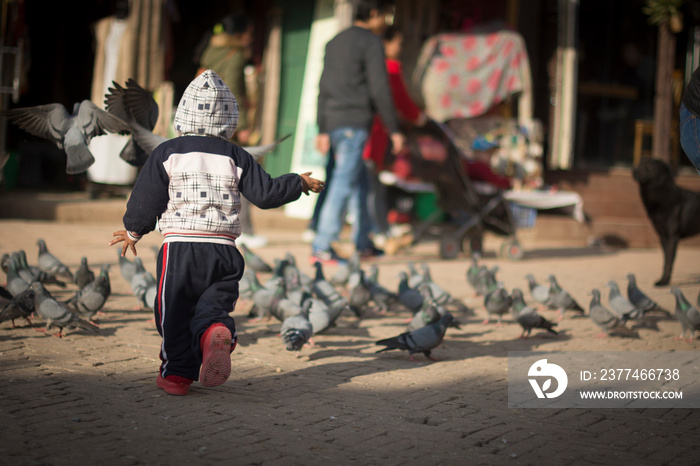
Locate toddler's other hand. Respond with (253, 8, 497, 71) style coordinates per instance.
(109, 230, 139, 257)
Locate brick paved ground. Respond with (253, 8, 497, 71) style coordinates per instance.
(0, 219, 698, 465)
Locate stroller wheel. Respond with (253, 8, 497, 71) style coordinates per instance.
(499, 239, 523, 261)
(439, 233, 460, 259)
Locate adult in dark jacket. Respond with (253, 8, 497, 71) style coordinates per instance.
(311, 0, 404, 264)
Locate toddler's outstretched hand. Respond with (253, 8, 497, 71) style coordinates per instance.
(109, 230, 139, 257)
(300, 172, 325, 195)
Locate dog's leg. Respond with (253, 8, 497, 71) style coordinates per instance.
(655, 236, 679, 287)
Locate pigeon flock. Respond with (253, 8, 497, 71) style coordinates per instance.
(1, 240, 696, 355)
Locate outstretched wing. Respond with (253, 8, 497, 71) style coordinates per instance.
(76, 100, 131, 141)
(105, 78, 159, 130)
(243, 134, 290, 160)
(5, 104, 70, 148)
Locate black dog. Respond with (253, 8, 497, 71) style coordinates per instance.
(633, 158, 700, 286)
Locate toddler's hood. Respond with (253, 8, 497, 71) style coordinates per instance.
(173, 69, 238, 140)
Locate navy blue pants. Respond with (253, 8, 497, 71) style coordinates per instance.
(154, 242, 242, 380)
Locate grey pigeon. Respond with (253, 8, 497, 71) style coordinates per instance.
(589, 288, 630, 337)
(15, 250, 66, 287)
(4, 257, 30, 297)
(397, 271, 423, 314)
(466, 253, 481, 294)
(30, 282, 99, 337)
(118, 250, 138, 284)
(525, 273, 551, 308)
(74, 257, 96, 291)
(0, 287, 36, 327)
(5, 100, 131, 173)
(331, 252, 360, 287)
(66, 273, 110, 321)
(546, 275, 584, 320)
(510, 288, 557, 338)
(366, 264, 399, 313)
(483, 282, 512, 325)
(311, 261, 351, 317)
(37, 239, 74, 280)
(280, 299, 313, 356)
(269, 279, 303, 322)
(626, 273, 671, 317)
(103, 78, 159, 166)
(104, 78, 290, 160)
(347, 269, 372, 317)
(376, 312, 456, 361)
(407, 262, 424, 289)
(130, 257, 157, 309)
(606, 280, 640, 320)
(670, 287, 700, 341)
(406, 296, 442, 332)
(239, 243, 272, 274)
(305, 294, 335, 335)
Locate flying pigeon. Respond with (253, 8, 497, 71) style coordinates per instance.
(546, 275, 584, 320)
(670, 287, 700, 341)
(589, 288, 631, 338)
(626, 273, 670, 317)
(37, 239, 74, 280)
(280, 299, 313, 357)
(5, 100, 131, 174)
(104, 78, 290, 160)
(510, 288, 557, 338)
(376, 312, 456, 361)
(483, 282, 512, 325)
(30, 282, 100, 337)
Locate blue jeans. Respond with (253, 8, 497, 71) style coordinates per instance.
(680, 102, 700, 174)
(312, 127, 374, 252)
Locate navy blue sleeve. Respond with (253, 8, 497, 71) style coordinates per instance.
(123, 150, 170, 235)
(236, 148, 303, 209)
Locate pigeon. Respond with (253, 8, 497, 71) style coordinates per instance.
(466, 253, 481, 294)
(118, 249, 138, 284)
(546, 275, 585, 320)
(66, 272, 111, 321)
(37, 239, 74, 280)
(4, 256, 31, 296)
(311, 261, 351, 316)
(407, 262, 424, 289)
(248, 276, 282, 319)
(0, 287, 36, 327)
(347, 268, 372, 317)
(483, 281, 512, 325)
(525, 273, 551, 309)
(606, 280, 640, 320)
(626, 273, 671, 317)
(30, 282, 99, 337)
(239, 243, 272, 274)
(15, 250, 66, 287)
(304, 294, 334, 335)
(376, 312, 456, 361)
(269, 279, 303, 322)
(331, 252, 360, 287)
(670, 287, 700, 341)
(365, 264, 399, 314)
(510, 288, 557, 338)
(74, 257, 96, 291)
(406, 296, 442, 332)
(103, 78, 159, 166)
(5, 100, 132, 173)
(130, 257, 157, 309)
(280, 299, 313, 356)
(589, 288, 630, 337)
(104, 78, 290, 160)
(397, 271, 423, 314)
(418, 263, 470, 314)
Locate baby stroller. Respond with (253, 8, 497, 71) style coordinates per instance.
(393, 118, 523, 260)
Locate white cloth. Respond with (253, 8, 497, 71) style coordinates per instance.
(503, 190, 584, 223)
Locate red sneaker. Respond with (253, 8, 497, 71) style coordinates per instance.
(199, 323, 232, 387)
(156, 373, 193, 396)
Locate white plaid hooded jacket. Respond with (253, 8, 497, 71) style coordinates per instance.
(123, 70, 302, 246)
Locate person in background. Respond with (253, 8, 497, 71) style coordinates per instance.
(199, 14, 268, 248)
(363, 25, 427, 247)
(312, 0, 405, 264)
(680, 66, 700, 174)
(109, 70, 324, 396)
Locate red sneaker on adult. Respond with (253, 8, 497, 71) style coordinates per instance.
(156, 373, 193, 396)
(199, 323, 232, 387)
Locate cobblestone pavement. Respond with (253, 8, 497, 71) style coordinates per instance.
(0, 219, 698, 465)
